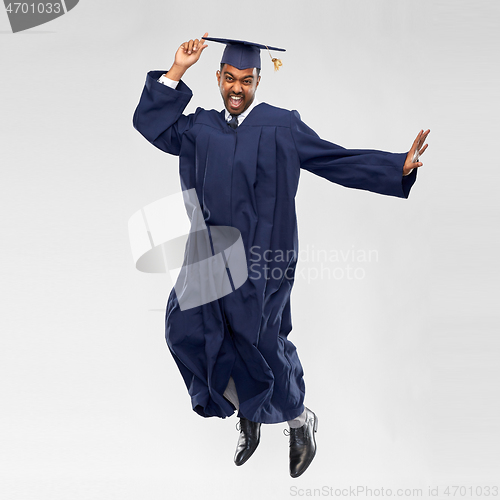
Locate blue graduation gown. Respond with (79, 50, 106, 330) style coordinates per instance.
(133, 70, 417, 424)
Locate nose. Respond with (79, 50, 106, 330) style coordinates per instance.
(232, 81, 242, 94)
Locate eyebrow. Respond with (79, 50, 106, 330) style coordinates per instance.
(224, 71, 254, 80)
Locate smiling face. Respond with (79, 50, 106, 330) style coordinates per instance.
(216, 64, 261, 115)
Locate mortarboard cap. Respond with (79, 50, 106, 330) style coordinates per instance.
(202, 37, 285, 71)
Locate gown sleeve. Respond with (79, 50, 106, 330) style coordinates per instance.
(290, 110, 417, 198)
(132, 70, 196, 156)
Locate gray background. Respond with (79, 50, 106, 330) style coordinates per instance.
(1, 0, 498, 498)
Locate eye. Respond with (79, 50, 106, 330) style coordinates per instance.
(244, 80, 252, 85)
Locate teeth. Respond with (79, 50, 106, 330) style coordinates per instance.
(231, 96, 242, 100)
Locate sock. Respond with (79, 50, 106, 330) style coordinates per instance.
(287, 408, 307, 428)
(223, 376, 239, 411)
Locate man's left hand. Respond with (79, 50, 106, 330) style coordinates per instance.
(403, 129, 430, 176)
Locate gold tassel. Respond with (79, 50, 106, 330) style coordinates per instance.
(272, 58, 282, 71)
(266, 45, 283, 71)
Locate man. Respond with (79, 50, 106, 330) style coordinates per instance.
(132, 32, 430, 478)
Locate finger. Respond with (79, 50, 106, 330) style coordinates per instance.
(187, 39, 194, 54)
(198, 32, 209, 52)
(417, 129, 430, 149)
(418, 143, 429, 156)
(408, 162, 423, 171)
(417, 138, 429, 155)
(410, 130, 423, 153)
(193, 38, 200, 51)
(404, 162, 422, 176)
(415, 129, 424, 144)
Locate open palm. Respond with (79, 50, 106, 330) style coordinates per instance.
(403, 129, 430, 176)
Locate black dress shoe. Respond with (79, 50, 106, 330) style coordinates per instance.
(287, 407, 318, 478)
(234, 417, 261, 466)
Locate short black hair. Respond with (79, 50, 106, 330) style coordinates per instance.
(220, 63, 260, 77)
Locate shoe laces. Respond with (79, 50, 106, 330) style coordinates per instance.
(284, 425, 308, 444)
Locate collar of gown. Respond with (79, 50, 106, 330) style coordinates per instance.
(224, 97, 261, 124)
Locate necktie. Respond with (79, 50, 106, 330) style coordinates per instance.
(228, 114, 239, 129)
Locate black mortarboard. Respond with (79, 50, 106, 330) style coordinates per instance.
(202, 37, 285, 71)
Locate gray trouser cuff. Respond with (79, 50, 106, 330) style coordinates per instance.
(223, 377, 308, 428)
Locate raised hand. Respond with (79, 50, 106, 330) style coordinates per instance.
(403, 129, 430, 176)
(164, 33, 209, 82)
(172, 32, 209, 72)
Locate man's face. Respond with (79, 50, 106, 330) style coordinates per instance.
(216, 64, 260, 115)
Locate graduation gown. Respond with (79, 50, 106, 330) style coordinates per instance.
(133, 70, 417, 424)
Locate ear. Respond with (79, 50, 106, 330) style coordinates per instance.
(256, 75, 261, 88)
(216, 69, 221, 86)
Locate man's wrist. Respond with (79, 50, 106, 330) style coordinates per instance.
(165, 63, 187, 82)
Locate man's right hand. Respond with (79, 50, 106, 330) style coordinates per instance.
(165, 32, 209, 82)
